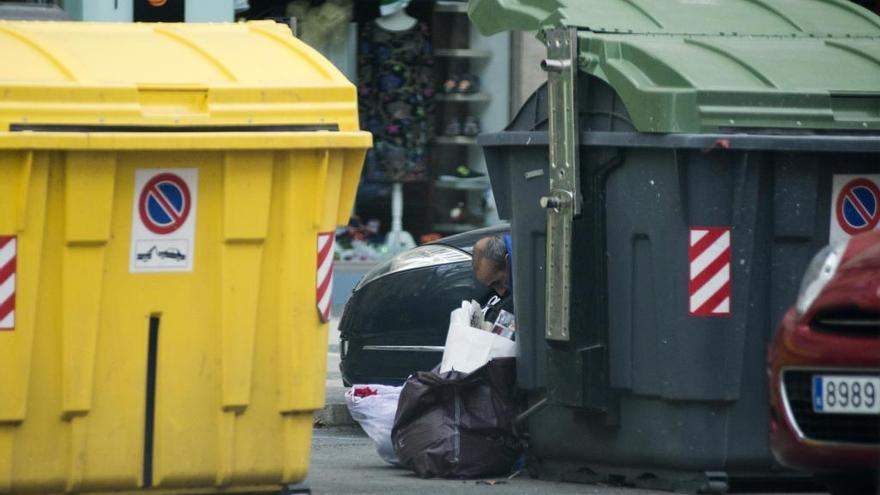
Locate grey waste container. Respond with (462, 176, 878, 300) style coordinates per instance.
(473, 0, 880, 491)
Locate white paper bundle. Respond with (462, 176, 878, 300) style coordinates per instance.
(440, 301, 517, 374)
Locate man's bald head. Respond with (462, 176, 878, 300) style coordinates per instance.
(473, 235, 509, 296)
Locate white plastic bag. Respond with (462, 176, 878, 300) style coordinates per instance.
(344, 385, 403, 465)
(440, 301, 517, 374)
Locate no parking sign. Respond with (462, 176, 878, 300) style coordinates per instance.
(829, 175, 880, 244)
(129, 168, 198, 272)
(139, 173, 192, 235)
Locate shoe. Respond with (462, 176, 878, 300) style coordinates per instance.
(457, 75, 480, 94)
(419, 232, 442, 244)
(444, 118, 462, 136)
(440, 164, 485, 181)
(442, 75, 460, 94)
(449, 202, 466, 223)
(462, 116, 481, 137)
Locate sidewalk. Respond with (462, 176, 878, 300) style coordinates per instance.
(314, 316, 356, 427)
(307, 320, 822, 495)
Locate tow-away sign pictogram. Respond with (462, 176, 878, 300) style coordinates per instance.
(830, 175, 880, 244)
(130, 168, 198, 273)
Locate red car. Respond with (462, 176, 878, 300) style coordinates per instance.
(768, 230, 880, 495)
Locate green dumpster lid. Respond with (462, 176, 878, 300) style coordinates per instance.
(470, 0, 880, 37)
(470, 0, 880, 132)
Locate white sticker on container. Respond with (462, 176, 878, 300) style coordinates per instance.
(129, 168, 198, 273)
(829, 174, 880, 244)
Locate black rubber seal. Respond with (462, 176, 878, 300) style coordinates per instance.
(143, 315, 160, 489)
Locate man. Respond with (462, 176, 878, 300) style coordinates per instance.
(472, 234, 513, 322)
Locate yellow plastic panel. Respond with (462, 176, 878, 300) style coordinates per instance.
(1, 152, 75, 493)
(6, 24, 234, 84)
(0, 143, 365, 493)
(0, 21, 359, 130)
(0, 17, 368, 493)
(0, 29, 74, 82)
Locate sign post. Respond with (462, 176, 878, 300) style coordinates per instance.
(129, 168, 198, 273)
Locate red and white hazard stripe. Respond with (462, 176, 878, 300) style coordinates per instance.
(316, 232, 335, 323)
(0, 236, 16, 330)
(689, 227, 731, 317)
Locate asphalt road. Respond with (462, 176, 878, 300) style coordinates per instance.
(303, 427, 827, 495)
(320, 319, 827, 495)
(306, 427, 666, 495)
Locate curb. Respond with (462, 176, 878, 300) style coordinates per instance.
(314, 402, 356, 427)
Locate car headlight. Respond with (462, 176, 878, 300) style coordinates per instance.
(795, 239, 849, 315)
(354, 244, 471, 291)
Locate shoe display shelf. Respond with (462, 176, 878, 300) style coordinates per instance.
(431, 222, 485, 234)
(434, 93, 491, 103)
(430, 1, 509, 235)
(433, 135, 478, 145)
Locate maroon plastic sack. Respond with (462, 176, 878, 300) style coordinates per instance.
(391, 358, 522, 478)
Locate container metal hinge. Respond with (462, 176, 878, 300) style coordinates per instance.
(541, 27, 580, 343)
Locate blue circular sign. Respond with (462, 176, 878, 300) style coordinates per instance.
(138, 173, 191, 235)
(835, 178, 880, 235)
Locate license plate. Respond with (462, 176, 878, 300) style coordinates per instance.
(813, 375, 880, 415)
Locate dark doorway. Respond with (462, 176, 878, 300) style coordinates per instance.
(134, 0, 184, 22)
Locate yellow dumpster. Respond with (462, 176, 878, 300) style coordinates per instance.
(0, 20, 369, 494)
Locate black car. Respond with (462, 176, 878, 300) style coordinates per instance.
(339, 224, 509, 385)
